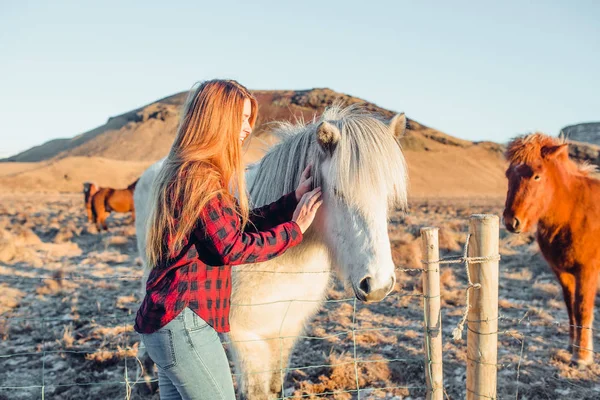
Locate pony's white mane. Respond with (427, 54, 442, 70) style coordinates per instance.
(248, 104, 408, 210)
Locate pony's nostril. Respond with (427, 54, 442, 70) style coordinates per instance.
(359, 277, 372, 294)
(512, 217, 520, 230)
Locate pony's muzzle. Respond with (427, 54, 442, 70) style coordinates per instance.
(356, 275, 395, 303)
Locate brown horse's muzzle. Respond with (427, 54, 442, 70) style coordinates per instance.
(503, 211, 522, 233)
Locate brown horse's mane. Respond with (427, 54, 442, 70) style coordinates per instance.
(505, 132, 597, 176)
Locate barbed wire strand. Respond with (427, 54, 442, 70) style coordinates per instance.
(0, 356, 420, 390)
(279, 300, 293, 399)
(352, 297, 361, 399)
(41, 317, 46, 400)
(0, 262, 426, 283)
(275, 384, 426, 400)
(513, 331, 525, 400)
(0, 325, 429, 360)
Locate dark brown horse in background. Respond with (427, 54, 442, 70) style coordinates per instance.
(503, 133, 599, 367)
(91, 179, 139, 230)
(83, 182, 100, 223)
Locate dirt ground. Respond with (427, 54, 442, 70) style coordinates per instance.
(0, 194, 598, 400)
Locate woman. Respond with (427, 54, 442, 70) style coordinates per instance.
(134, 79, 322, 399)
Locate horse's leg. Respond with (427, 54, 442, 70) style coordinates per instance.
(95, 213, 102, 231)
(228, 331, 274, 399)
(555, 271, 576, 350)
(266, 301, 322, 397)
(136, 273, 159, 395)
(92, 203, 99, 227)
(100, 212, 109, 231)
(135, 340, 159, 395)
(267, 335, 299, 397)
(573, 267, 597, 367)
(86, 205, 93, 223)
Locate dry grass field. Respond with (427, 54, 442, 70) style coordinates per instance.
(1, 193, 598, 399)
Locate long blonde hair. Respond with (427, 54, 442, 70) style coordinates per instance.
(146, 79, 258, 267)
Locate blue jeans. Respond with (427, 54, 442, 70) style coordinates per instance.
(140, 308, 236, 400)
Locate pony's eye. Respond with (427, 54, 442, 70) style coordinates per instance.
(534, 175, 541, 181)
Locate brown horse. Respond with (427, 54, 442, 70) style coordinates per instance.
(503, 133, 599, 367)
(91, 179, 139, 230)
(83, 182, 100, 223)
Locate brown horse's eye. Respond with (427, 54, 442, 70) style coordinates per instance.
(534, 175, 541, 181)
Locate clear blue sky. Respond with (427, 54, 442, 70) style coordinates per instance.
(1, 0, 598, 158)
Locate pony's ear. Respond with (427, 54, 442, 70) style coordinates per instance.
(316, 121, 341, 155)
(541, 144, 569, 160)
(389, 113, 407, 140)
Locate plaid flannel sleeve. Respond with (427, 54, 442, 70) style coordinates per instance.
(246, 191, 298, 232)
(194, 194, 303, 266)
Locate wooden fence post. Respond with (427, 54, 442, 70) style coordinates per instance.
(466, 214, 500, 399)
(420, 227, 444, 400)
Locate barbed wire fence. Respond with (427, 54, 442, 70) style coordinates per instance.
(0, 273, 429, 399)
(1, 213, 599, 399)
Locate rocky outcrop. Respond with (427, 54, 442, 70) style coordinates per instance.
(561, 122, 600, 146)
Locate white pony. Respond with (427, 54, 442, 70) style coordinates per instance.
(134, 105, 408, 399)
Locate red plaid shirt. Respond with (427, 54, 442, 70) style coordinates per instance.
(134, 192, 302, 334)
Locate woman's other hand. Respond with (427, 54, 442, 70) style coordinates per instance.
(292, 187, 323, 233)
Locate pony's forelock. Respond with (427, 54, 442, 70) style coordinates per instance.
(506, 132, 594, 175)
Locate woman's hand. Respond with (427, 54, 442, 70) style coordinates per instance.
(292, 187, 323, 233)
(295, 165, 314, 202)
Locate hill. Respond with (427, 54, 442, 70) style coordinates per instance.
(0, 157, 151, 193)
(5, 88, 488, 163)
(0, 88, 514, 197)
